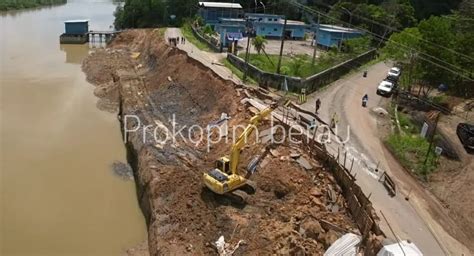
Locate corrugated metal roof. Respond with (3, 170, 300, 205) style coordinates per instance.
(64, 19, 89, 23)
(219, 18, 245, 22)
(286, 20, 306, 25)
(245, 13, 283, 18)
(199, 2, 242, 9)
(317, 24, 360, 33)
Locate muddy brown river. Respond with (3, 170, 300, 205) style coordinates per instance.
(0, 1, 146, 255)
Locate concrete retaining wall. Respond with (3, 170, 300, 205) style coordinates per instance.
(286, 125, 385, 253)
(302, 49, 377, 92)
(248, 92, 386, 253)
(190, 25, 221, 52)
(60, 33, 88, 44)
(227, 49, 377, 93)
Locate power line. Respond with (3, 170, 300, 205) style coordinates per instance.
(307, 0, 474, 63)
(289, 1, 474, 81)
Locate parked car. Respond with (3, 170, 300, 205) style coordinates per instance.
(376, 80, 395, 97)
(456, 123, 474, 151)
(387, 67, 401, 82)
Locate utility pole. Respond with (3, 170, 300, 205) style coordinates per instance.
(423, 112, 440, 167)
(338, 7, 352, 52)
(243, 18, 252, 82)
(276, 16, 287, 74)
(311, 13, 320, 66)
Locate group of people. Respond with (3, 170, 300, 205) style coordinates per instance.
(168, 36, 186, 46)
(307, 69, 371, 133)
(312, 92, 367, 129)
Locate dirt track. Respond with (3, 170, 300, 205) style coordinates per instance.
(82, 29, 363, 255)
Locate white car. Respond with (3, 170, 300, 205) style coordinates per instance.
(387, 67, 401, 79)
(376, 80, 395, 97)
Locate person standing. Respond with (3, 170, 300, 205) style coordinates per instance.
(315, 98, 321, 114)
(330, 112, 338, 129)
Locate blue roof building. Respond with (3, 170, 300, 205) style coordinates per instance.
(245, 13, 308, 39)
(214, 18, 246, 47)
(198, 2, 243, 28)
(313, 25, 363, 48)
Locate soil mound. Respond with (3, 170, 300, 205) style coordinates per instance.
(82, 29, 360, 255)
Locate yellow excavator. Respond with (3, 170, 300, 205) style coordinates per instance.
(202, 105, 276, 203)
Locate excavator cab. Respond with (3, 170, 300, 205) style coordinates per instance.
(215, 157, 231, 174)
(203, 105, 276, 203)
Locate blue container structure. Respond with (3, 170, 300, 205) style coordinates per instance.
(64, 20, 89, 34)
(60, 20, 89, 44)
(197, 2, 364, 51)
(214, 18, 246, 48)
(244, 13, 307, 39)
(313, 25, 363, 48)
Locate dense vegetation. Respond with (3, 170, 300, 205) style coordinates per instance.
(180, 22, 212, 51)
(114, 0, 463, 30)
(306, 0, 462, 21)
(382, 0, 474, 96)
(386, 109, 438, 178)
(113, 0, 473, 93)
(0, 0, 66, 11)
(114, 0, 196, 28)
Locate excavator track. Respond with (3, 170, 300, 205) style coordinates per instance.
(239, 180, 257, 195)
(227, 190, 249, 205)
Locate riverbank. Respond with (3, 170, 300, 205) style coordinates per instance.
(0, 0, 66, 11)
(1, 2, 146, 254)
(82, 29, 373, 254)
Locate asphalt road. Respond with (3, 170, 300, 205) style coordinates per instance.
(167, 28, 470, 255)
(300, 62, 470, 255)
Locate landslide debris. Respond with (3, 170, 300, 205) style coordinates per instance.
(82, 29, 361, 255)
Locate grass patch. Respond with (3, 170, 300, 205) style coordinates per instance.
(386, 134, 437, 178)
(181, 23, 212, 52)
(155, 27, 166, 38)
(398, 112, 418, 134)
(239, 51, 366, 78)
(386, 108, 438, 179)
(221, 59, 257, 84)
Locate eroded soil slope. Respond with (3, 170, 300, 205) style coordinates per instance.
(83, 29, 360, 255)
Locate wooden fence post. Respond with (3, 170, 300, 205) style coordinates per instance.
(344, 151, 347, 168)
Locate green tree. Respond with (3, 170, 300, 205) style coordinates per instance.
(382, 27, 422, 90)
(252, 36, 268, 54)
(290, 56, 305, 77)
(452, 0, 474, 78)
(417, 16, 456, 88)
(202, 24, 213, 35)
(344, 36, 371, 54)
(382, 27, 421, 62)
(194, 15, 205, 27)
(410, 0, 463, 20)
(114, 0, 167, 29)
(167, 0, 198, 25)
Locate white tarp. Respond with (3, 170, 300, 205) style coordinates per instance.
(377, 240, 423, 256)
(324, 233, 361, 256)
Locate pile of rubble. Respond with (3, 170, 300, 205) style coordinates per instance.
(82, 29, 364, 255)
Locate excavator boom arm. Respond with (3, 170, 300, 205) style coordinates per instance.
(229, 107, 274, 175)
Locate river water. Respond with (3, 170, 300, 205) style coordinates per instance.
(0, 1, 147, 255)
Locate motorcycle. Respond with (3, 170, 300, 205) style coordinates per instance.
(362, 95, 368, 107)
